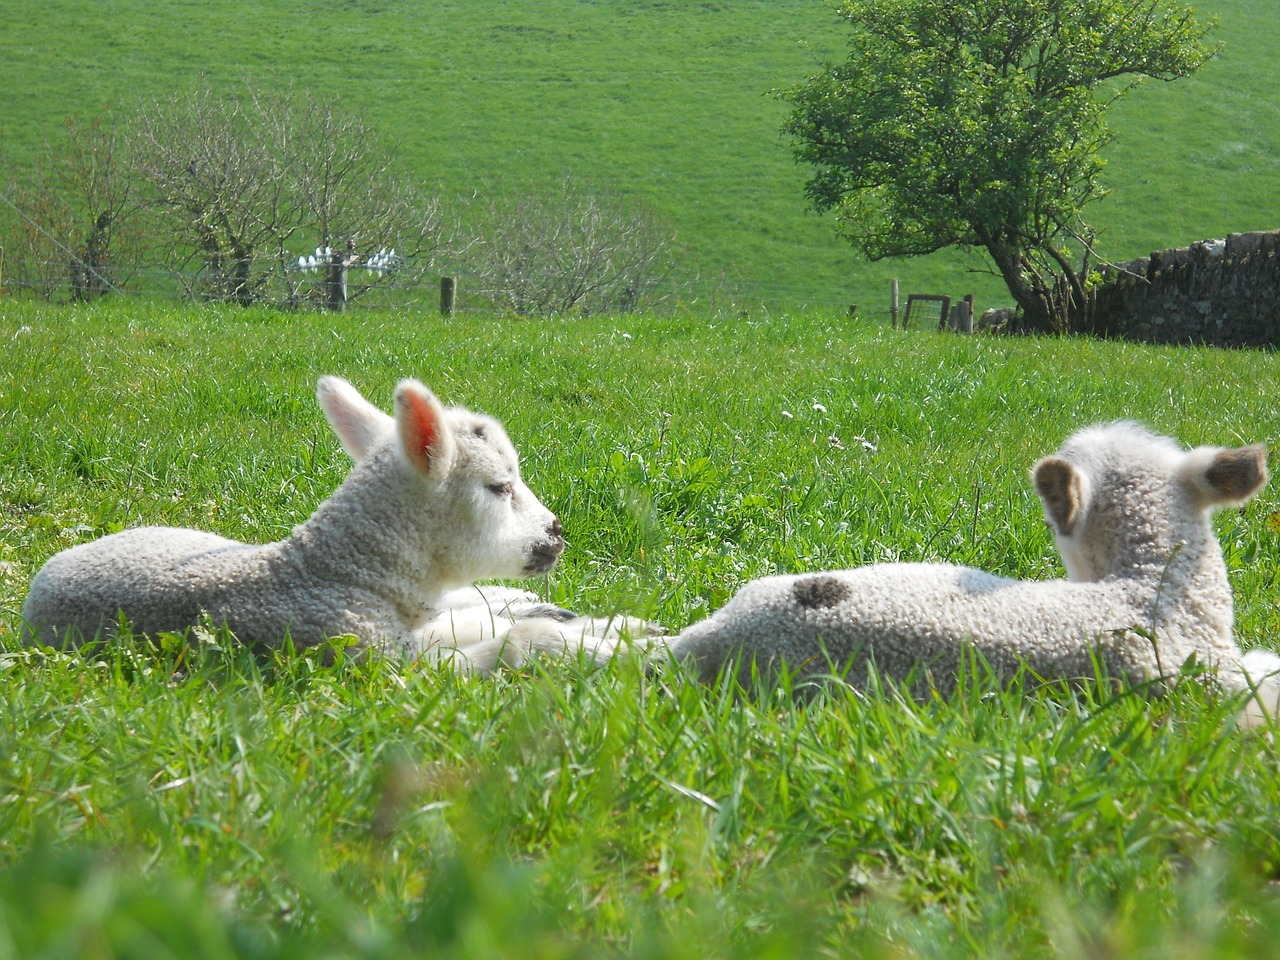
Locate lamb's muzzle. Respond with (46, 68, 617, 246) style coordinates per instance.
(526, 517, 566, 574)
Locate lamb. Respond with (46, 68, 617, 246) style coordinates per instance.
(21, 375, 654, 671)
(669, 422, 1278, 711)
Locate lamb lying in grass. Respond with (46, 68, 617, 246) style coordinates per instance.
(670, 422, 1278, 712)
(21, 375, 654, 671)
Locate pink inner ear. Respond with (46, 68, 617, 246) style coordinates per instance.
(403, 390, 440, 467)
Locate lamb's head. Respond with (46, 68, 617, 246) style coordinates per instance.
(1032, 421, 1267, 582)
(316, 375, 564, 584)
(437, 404, 566, 578)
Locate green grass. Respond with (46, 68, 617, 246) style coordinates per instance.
(1, 0, 1277, 313)
(2, 300, 1280, 955)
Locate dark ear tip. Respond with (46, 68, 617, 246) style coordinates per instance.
(1033, 457, 1083, 536)
(1205, 444, 1269, 503)
(1032, 456, 1070, 491)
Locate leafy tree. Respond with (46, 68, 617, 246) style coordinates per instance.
(783, 0, 1217, 332)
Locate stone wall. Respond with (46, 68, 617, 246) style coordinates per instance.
(1084, 230, 1280, 348)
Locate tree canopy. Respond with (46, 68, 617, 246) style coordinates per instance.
(784, 0, 1217, 331)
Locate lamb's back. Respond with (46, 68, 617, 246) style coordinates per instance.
(22, 527, 278, 646)
(672, 564, 1158, 689)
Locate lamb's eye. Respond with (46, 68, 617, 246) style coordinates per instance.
(487, 481, 514, 498)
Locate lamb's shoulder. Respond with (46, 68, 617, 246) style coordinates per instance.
(187, 543, 405, 650)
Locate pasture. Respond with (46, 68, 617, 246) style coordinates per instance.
(2, 300, 1279, 956)
(1, 0, 1278, 311)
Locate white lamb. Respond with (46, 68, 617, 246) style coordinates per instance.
(669, 422, 1279, 715)
(20, 375, 654, 671)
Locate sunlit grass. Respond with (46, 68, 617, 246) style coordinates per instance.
(1, 299, 1279, 956)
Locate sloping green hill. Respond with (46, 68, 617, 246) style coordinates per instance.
(1, 0, 1276, 313)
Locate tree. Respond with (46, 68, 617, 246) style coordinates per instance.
(783, 0, 1217, 332)
(130, 86, 293, 304)
(130, 83, 449, 307)
(0, 112, 144, 301)
(459, 176, 681, 317)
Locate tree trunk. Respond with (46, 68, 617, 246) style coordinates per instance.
(231, 242, 253, 307)
(985, 241, 1057, 333)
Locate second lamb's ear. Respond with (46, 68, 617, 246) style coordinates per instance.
(1033, 456, 1088, 536)
(1189, 443, 1269, 508)
(394, 379, 457, 480)
(317, 376, 394, 461)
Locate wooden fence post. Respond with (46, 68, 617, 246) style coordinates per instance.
(440, 276, 456, 317)
(325, 250, 348, 312)
(891, 278, 899, 328)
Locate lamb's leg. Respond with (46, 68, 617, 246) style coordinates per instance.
(421, 616, 663, 674)
(555, 612, 667, 642)
(421, 584, 665, 658)
(435, 584, 542, 612)
(498, 616, 665, 667)
(412, 586, 567, 653)
(1237, 648, 1280, 729)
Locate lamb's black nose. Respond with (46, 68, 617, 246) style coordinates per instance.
(526, 517, 566, 574)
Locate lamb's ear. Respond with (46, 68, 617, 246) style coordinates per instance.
(1188, 443, 1268, 508)
(394, 379, 457, 480)
(1033, 456, 1088, 536)
(317, 376, 394, 461)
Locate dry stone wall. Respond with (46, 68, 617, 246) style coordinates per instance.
(1085, 230, 1280, 348)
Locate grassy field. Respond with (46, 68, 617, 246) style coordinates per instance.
(2, 300, 1280, 955)
(1, 0, 1277, 313)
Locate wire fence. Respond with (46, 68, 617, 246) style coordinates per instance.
(0, 257, 877, 319)
(0, 180, 888, 319)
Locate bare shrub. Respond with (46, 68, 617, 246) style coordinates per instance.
(129, 82, 450, 308)
(459, 176, 680, 316)
(272, 92, 452, 311)
(130, 86, 293, 305)
(0, 113, 144, 301)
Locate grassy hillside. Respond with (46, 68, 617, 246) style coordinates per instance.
(3, 300, 1280, 955)
(1, 0, 1277, 313)
(1099, 0, 1280, 252)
